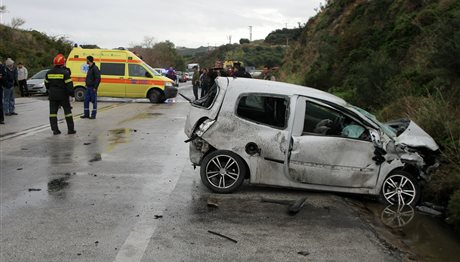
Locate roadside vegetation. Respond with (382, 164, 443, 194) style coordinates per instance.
(280, 0, 460, 230)
(0, 24, 72, 76)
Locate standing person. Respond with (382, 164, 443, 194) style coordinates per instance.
(3, 58, 18, 116)
(192, 66, 200, 100)
(80, 56, 100, 119)
(200, 68, 208, 97)
(260, 65, 276, 81)
(17, 62, 29, 97)
(45, 54, 76, 135)
(0, 61, 5, 124)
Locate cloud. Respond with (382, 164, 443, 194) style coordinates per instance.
(3, 0, 323, 48)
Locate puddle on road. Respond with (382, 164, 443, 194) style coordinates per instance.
(105, 128, 135, 152)
(117, 112, 163, 125)
(349, 200, 460, 261)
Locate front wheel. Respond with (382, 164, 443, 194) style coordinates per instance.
(380, 171, 420, 206)
(74, 87, 86, 102)
(148, 89, 164, 103)
(200, 150, 246, 193)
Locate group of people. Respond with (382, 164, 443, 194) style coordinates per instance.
(190, 64, 276, 101)
(0, 58, 21, 125)
(0, 54, 100, 134)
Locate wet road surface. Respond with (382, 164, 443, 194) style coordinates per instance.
(1, 82, 460, 261)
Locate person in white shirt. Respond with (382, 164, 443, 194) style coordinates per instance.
(17, 62, 29, 97)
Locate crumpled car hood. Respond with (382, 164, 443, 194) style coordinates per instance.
(395, 121, 439, 151)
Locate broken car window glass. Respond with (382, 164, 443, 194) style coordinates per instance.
(236, 94, 288, 128)
(192, 83, 219, 108)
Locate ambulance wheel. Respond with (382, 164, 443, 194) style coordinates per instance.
(74, 87, 86, 102)
(148, 89, 163, 103)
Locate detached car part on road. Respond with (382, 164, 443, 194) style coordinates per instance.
(184, 78, 440, 206)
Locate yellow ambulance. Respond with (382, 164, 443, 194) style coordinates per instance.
(66, 48, 177, 103)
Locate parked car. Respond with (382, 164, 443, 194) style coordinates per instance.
(184, 77, 440, 206)
(27, 69, 50, 95)
(177, 71, 186, 83)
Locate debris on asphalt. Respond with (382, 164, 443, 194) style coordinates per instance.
(136, 214, 140, 217)
(154, 215, 163, 219)
(89, 153, 102, 162)
(47, 177, 69, 192)
(207, 197, 219, 208)
(261, 197, 308, 215)
(28, 188, 41, 192)
(421, 202, 446, 212)
(17, 168, 23, 170)
(95, 241, 99, 246)
(77, 253, 81, 256)
(288, 197, 307, 215)
(261, 197, 292, 205)
(416, 206, 443, 217)
(208, 230, 238, 243)
(83, 142, 91, 145)
(298, 251, 310, 256)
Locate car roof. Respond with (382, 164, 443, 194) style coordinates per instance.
(216, 77, 347, 106)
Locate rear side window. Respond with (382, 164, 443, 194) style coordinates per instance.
(236, 94, 288, 128)
(100, 63, 125, 76)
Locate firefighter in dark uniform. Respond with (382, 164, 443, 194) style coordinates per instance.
(45, 54, 76, 135)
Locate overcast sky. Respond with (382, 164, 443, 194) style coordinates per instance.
(2, 0, 323, 48)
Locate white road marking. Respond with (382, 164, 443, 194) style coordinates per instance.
(113, 130, 188, 262)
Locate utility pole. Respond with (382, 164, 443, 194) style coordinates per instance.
(0, 0, 4, 24)
(248, 26, 252, 41)
(227, 35, 232, 44)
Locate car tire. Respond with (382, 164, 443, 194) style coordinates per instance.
(148, 89, 163, 103)
(200, 150, 246, 193)
(380, 171, 420, 206)
(74, 87, 86, 102)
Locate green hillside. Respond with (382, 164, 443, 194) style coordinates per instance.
(194, 42, 286, 69)
(281, 0, 460, 229)
(0, 24, 72, 75)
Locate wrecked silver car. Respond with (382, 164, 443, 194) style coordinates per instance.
(184, 78, 440, 206)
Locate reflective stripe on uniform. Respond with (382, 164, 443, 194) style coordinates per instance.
(65, 113, 73, 117)
(65, 79, 73, 83)
(49, 114, 58, 117)
(48, 74, 64, 79)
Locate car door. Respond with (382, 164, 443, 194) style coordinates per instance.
(286, 97, 380, 188)
(98, 62, 126, 97)
(126, 64, 152, 98)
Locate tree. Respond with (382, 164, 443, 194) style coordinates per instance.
(10, 17, 25, 28)
(239, 38, 250, 44)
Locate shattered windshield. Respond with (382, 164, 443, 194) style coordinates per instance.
(352, 106, 396, 138)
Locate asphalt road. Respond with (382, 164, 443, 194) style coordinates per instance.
(1, 82, 404, 261)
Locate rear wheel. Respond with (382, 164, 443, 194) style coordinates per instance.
(148, 89, 163, 103)
(380, 171, 420, 206)
(74, 87, 86, 102)
(200, 150, 246, 193)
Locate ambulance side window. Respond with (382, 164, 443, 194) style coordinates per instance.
(129, 64, 151, 78)
(100, 63, 125, 76)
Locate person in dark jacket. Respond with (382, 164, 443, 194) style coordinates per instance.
(81, 56, 101, 119)
(45, 54, 76, 135)
(233, 65, 252, 78)
(3, 58, 18, 116)
(0, 61, 5, 124)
